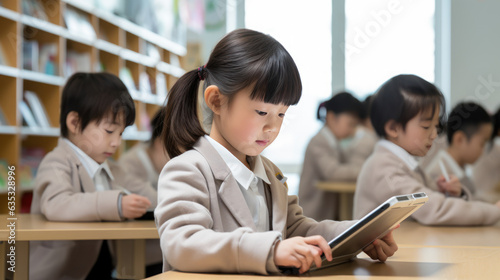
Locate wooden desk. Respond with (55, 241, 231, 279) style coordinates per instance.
(0, 214, 158, 280)
(145, 246, 500, 279)
(395, 220, 500, 247)
(316, 181, 356, 220)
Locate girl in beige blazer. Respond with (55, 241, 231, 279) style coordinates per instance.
(354, 74, 500, 226)
(298, 92, 363, 221)
(155, 29, 398, 275)
(30, 73, 157, 280)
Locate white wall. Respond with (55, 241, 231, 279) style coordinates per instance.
(449, 0, 500, 112)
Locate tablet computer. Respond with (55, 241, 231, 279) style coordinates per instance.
(310, 192, 428, 271)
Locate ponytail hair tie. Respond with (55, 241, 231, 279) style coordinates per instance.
(198, 64, 207, 81)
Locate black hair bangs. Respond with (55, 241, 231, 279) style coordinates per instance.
(248, 43, 302, 106)
(400, 89, 446, 132)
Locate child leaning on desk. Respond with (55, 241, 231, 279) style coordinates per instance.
(154, 29, 398, 275)
(353, 74, 500, 226)
(473, 107, 500, 203)
(424, 101, 492, 200)
(298, 92, 364, 221)
(29, 72, 157, 280)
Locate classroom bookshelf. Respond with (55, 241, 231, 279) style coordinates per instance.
(0, 0, 186, 214)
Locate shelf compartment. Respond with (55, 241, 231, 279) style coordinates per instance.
(0, 134, 19, 165)
(65, 39, 93, 77)
(22, 25, 61, 76)
(99, 50, 120, 76)
(0, 17, 19, 67)
(0, 75, 18, 126)
(98, 18, 119, 46)
(22, 80, 61, 128)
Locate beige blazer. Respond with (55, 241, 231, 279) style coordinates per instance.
(119, 142, 167, 265)
(298, 127, 361, 221)
(154, 136, 356, 275)
(346, 128, 378, 167)
(30, 138, 157, 280)
(472, 141, 500, 203)
(354, 144, 500, 226)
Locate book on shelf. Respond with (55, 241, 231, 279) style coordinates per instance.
(23, 40, 39, 72)
(139, 72, 154, 95)
(0, 160, 8, 191)
(22, 0, 48, 21)
(0, 43, 5, 65)
(63, 6, 96, 40)
(0, 106, 8, 126)
(24, 91, 51, 127)
(19, 100, 39, 128)
(20, 147, 46, 190)
(156, 72, 168, 104)
(119, 67, 139, 99)
(65, 50, 91, 77)
(39, 43, 58, 75)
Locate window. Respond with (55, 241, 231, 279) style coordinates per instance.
(345, 0, 435, 99)
(246, 0, 332, 195)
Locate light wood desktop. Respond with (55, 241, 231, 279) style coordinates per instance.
(0, 214, 158, 280)
(316, 181, 356, 220)
(145, 220, 500, 280)
(145, 246, 500, 279)
(395, 220, 500, 247)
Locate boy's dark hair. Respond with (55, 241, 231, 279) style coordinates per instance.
(492, 107, 500, 141)
(60, 72, 135, 137)
(150, 109, 164, 143)
(370, 74, 445, 138)
(162, 29, 302, 158)
(316, 91, 362, 121)
(446, 102, 492, 144)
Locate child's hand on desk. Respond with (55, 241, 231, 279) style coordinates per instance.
(436, 175, 462, 197)
(122, 194, 152, 219)
(363, 224, 399, 262)
(274, 235, 331, 274)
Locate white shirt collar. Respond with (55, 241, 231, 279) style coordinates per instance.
(64, 138, 114, 181)
(320, 126, 337, 149)
(205, 135, 270, 189)
(377, 139, 419, 171)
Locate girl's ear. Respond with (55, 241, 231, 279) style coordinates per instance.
(204, 85, 223, 115)
(66, 111, 80, 134)
(384, 119, 400, 139)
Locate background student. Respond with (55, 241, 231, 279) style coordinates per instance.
(155, 29, 398, 275)
(298, 92, 363, 221)
(473, 107, 500, 203)
(424, 102, 492, 199)
(29, 72, 157, 280)
(118, 109, 169, 276)
(353, 74, 500, 226)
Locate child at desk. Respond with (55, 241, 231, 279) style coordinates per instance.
(424, 102, 492, 200)
(118, 109, 169, 276)
(30, 72, 157, 280)
(353, 74, 500, 225)
(155, 29, 398, 275)
(473, 107, 500, 203)
(298, 92, 363, 221)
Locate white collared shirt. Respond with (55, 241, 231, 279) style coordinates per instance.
(377, 139, 419, 171)
(205, 135, 271, 231)
(64, 138, 114, 191)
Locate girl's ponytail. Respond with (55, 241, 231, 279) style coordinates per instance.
(161, 69, 206, 158)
